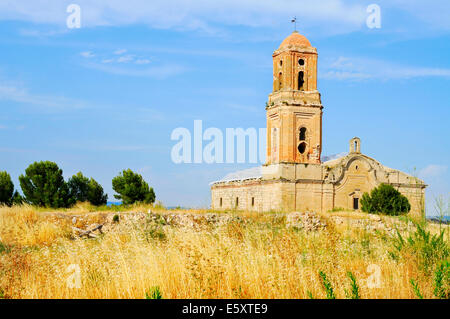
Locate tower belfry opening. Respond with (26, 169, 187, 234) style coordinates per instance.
(298, 71, 304, 90)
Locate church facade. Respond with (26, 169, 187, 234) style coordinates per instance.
(210, 31, 426, 217)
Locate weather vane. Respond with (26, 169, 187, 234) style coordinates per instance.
(291, 16, 297, 31)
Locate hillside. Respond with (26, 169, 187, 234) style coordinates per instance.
(0, 204, 448, 299)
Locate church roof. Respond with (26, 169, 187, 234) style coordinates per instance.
(321, 152, 348, 164)
(211, 153, 345, 184)
(279, 31, 312, 49)
(210, 166, 262, 185)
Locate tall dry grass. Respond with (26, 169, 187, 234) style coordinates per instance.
(0, 205, 447, 299)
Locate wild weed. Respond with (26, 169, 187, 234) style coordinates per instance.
(145, 286, 162, 299)
(433, 260, 449, 299)
(347, 272, 360, 299)
(409, 279, 423, 299)
(391, 223, 448, 274)
(319, 271, 336, 299)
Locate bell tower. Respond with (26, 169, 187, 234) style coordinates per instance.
(266, 31, 323, 165)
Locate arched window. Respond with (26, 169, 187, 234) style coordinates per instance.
(235, 197, 239, 208)
(298, 142, 307, 154)
(279, 60, 283, 67)
(251, 197, 255, 207)
(299, 127, 307, 141)
(278, 72, 283, 90)
(220, 198, 222, 207)
(350, 137, 361, 153)
(299, 59, 305, 66)
(298, 71, 304, 91)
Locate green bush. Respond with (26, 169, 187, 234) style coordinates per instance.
(0, 171, 15, 206)
(391, 222, 448, 274)
(112, 169, 155, 205)
(433, 260, 449, 299)
(68, 172, 107, 206)
(361, 183, 411, 216)
(145, 286, 162, 299)
(19, 161, 71, 208)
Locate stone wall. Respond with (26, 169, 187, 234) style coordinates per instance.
(211, 179, 284, 212)
(211, 153, 426, 218)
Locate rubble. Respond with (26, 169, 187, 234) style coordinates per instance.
(285, 212, 327, 231)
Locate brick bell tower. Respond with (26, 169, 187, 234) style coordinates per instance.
(266, 31, 323, 165)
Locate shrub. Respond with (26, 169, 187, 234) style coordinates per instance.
(68, 172, 107, 206)
(145, 286, 162, 299)
(19, 161, 71, 208)
(361, 183, 411, 216)
(391, 223, 448, 274)
(433, 260, 449, 299)
(0, 171, 15, 206)
(112, 169, 155, 205)
(113, 214, 120, 223)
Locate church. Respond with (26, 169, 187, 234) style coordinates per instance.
(210, 31, 426, 217)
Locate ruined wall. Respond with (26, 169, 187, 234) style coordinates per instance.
(212, 156, 426, 218)
(211, 180, 284, 212)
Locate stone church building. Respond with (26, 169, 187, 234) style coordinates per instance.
(210, 31, 426, 217)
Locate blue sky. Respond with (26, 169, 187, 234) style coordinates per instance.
(0, 1, 449, 215)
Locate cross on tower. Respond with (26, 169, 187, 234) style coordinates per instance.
(291, 17, 297, 31)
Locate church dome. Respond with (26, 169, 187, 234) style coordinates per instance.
(279, 31, 312, 49)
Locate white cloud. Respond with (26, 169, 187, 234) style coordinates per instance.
(225, 103, 259, 113)
(114, 49, 127, 55)
(135, 59, 151, 65)
(2, 1, 450, 38)
(0, 124, 25, 131)
(379, 0, 450, 31)
(417, 164, 449, 217)
(84, 50, 154, 68)
(81, 62, 188, 79)
(80, 51, 95, 58)
(18, 28, 68, 37)
(0, 1, 367, 35)
(0, 81, 88, 112)
(117, 55, 134, 63)
(419, 165, 448, 179)
(321, 56, 450, 81)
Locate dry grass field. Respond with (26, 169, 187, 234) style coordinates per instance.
(0, 203, 448, 299)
